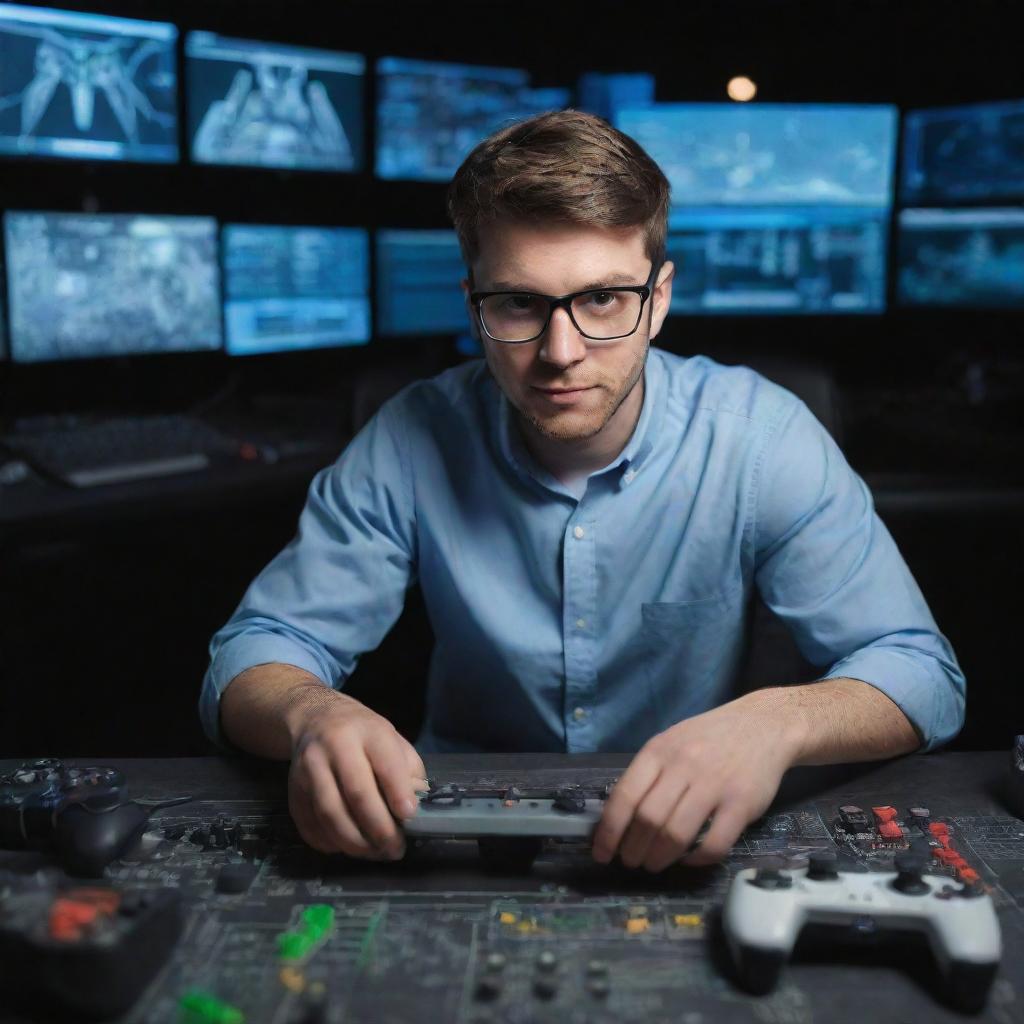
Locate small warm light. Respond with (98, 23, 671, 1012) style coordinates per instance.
(727, 76, 757, 102)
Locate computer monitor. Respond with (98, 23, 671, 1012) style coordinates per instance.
(376, 230, 467, 336)
(185, 32, 364, 171)
(223, 224, 370, 355)
(577, 72, 655, 122)
(897, 208, 1024, 308)
(666, 207, 888, 314)
(376, 57, 570, 182)
(4, 212, 221, 363)
(902, 99, 1024, 205)
(615, 103, 897, 208)
(0, 3, 178, 162)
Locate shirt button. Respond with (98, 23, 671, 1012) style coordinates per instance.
(573, 707, 588, 721)
(623, 470, 635, 484)
(573, 526, 585, 539)
(575, 618, 586, 630)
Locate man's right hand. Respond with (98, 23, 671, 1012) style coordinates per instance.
(286, 690, 428, 861)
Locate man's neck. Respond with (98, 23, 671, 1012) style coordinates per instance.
(518, 374, 646, 485)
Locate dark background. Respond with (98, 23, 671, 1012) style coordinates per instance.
(0, 0, 1021, 758)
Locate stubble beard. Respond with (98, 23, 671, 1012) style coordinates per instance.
(519, 336, 649, 444)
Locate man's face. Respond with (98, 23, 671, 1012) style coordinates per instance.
(465, 220, 674, 446)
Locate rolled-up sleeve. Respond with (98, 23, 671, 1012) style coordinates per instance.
(752, 398, 965, 751)
(199, 399, 418, 750)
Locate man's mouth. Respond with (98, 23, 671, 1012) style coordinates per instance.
(531, 384, 596, 405)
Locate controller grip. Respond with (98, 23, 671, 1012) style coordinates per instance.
(53, 802, 151, 877)
(733, 944, 787, 995)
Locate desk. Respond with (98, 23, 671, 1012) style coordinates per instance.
(1, 751, 1022, 1023)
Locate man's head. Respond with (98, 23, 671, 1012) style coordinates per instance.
(447, 110, 674, 451)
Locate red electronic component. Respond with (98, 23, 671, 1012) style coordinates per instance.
(878, 821, 903, 841)
(928, 822, 950, 838)
(958, 868, 980, 884)
(872, 806, 898, 823)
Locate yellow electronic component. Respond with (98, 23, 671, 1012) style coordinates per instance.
(278, 967, 306, 993)
(673, 914, 702, 928)
(499, 911, 518, 925)
(625, 918, 649, 934)
(516, 918, 546, 935)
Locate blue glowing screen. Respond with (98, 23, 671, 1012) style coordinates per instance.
(0, 3, 177, 162)
(4, 212, 221, 363)
(376, 229, 466, 336)
(897, 208, 1024, 308)
(223, 224, 370, 355)
(902, 99, 1024, 205)
(616, 103, 897, 207)
(666, 207, 888, 315)
(186, 32, 364, 171)
(376, 57, 570, 182)
(577, 72, 655, 122)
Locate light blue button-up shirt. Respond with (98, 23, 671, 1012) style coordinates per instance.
(201, 349, 965, 754)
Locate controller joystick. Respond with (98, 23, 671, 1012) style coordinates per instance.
(806, 850, 839, 881)
(723, 863, 1002, 1012)
(892, 851, 930, 895)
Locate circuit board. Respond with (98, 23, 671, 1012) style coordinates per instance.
(1, 754, 1023, 1024)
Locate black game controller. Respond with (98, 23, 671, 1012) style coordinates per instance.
(0, 758, 152, 877)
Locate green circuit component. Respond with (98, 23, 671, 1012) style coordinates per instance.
(301, 904, 335, 939)
(178, 990, 244, 1024)
(277, 930, 316, 960)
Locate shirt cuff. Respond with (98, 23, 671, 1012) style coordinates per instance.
(820, 645, 965, 752)
(199, 633, 333, 753)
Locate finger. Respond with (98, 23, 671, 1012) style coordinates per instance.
(305, 745, 379, 856)
(400, 740, 428, 786)
(679, 801, 748, 867)
(366, 729, 423, 822)
(332, 743, 406, 858)
(618, 773, 692, 869)
(642, 788, 718, 874)
(591, 755, 661, 864)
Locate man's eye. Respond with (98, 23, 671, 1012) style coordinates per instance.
(502, 295, 536, 312)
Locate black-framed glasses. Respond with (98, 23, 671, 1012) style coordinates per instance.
(470, 263, 659, 345)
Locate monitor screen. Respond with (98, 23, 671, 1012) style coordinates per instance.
(376, 229, 466, 336)
(223, 224, 370, 355)
(185, 32, 364, 171)
(4, 211, 221, 363)
(902, 99, 1024, 205)
(615, 103, 897, 207)
(577, 72, 655, 122)
(897, 208, 1024, 308)
(376, 57, 570, 182)
(666, 207, 888, 314)
(0, 3, 177, 162)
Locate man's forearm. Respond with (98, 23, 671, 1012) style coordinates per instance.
(739, 677, 921, 768)
(219, 663, 356, 761)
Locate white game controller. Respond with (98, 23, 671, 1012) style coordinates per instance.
(723, 851, 1002, 1012)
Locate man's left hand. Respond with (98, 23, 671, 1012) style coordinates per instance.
(591, 693, 806, 872)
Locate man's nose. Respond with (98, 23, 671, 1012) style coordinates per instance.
(538, 306, 587, 367)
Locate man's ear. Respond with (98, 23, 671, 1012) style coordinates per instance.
(461, 277, 481, 341)
(648, 261, 675, 342)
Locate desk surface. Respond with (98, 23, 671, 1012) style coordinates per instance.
(1, 751, 1023, 1024)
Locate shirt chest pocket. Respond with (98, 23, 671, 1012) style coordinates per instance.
(639, 590, 745, 699)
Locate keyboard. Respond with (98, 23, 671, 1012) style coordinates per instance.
(2, 414, 237, 488)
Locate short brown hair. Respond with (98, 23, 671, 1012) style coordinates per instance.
(447, 109, 671, 271)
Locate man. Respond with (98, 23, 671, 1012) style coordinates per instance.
(201, 111, 965, 874)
